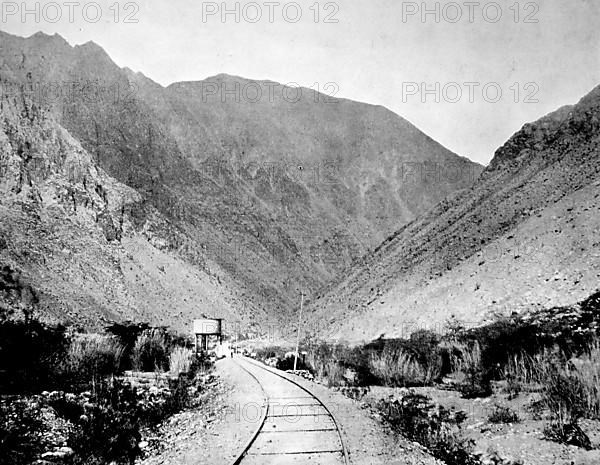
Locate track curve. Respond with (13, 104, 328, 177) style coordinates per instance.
(231, 357, 349, 465)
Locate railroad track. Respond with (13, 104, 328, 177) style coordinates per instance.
(232, 357, 349, 465)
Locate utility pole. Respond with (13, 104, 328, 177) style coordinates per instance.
(235, 324, 238, 357)
(293, 290, 304, 371)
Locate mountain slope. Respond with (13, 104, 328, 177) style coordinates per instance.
(0, 91, 252, 330)
(308, 85, 600, 342)
(0, 31, 482, 330)
(161, 73, 481, 242)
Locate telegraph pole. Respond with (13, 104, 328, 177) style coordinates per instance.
(293, 290, 304, 371)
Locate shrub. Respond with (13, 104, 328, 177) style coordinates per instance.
(306, 342, 353, 387)
(276, 354, 311, 372)
(467, 314, 540, 379)
(503, 353, 527, 398)
(0, 319, 68, 393)
(191, 350, 213, 374)
(365, 335, 443, 385)
(504, 344, 595, 448)
(540, 364, 592, 449)
(65, 333, 124, 385)
(306, 337, 441, 388)
(542, 371, 588, 426)
(503, 349, 562, 398)
(254, 346, 286, 362)
(544, 422, 592, 450)
(409, 330, 444, 383)
(164, 376, 193, 414)
(378, 391, 478, 465)
(132, 329, 170, 372)
(475, 449, 524, 465)
(505, 348, 563, 387)
(70, 409, 141, 465)
(569, 339, 600, 418)
(0, 400, 47, 465)
(50, 374, 196, 464)
(503, 373, 522, 400)
(368, 347, 425, 386)
(445, 341, 492, 398)
(487, 405, 520, 424)
(422, 351, 443, 385)
(322, 359, 346, 387)
(105, 321, 150, 371)
(453, 291, 600, 389)
(169, 347, 193, 375)
(61, 380, 141, 464)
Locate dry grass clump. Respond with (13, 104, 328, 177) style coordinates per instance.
(323, 359, 345, 387)
(487, 405, 521, 424)
(423, 353, 443, 385)
(506, 341, 600, 448)
(169, 346, 193, 375)
(504, 346, 564, 397)
(448, 341, 482, 376)
(369, 347, 425, 386)
(568, 339, 600, 419)
(504, 342, 600, 420)
(306, 344, 347, 387)
(443, 341, 491, 398)
(541, 366, 592, 449)
(132, 329, 170, 372)
(66, 333, 124, 382)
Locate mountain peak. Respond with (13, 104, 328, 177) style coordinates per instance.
(169, 74, 276, 90)
(75, 40, 106, 54)
(488, 83, 600, 171)
(29, 31, 65, 40)
(27, 31, 70, 48)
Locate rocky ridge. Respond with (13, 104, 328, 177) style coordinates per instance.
(308, 85, 600, 342)
(0, 31, 482, 331)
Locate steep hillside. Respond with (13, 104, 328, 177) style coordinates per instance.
(161, 74, 478, 247)
(308, 85, 600, 343)
(0, 93, 250, 331)
(0, 31, 482, 329)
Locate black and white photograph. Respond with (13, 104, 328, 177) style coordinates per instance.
(0, 1, 599, 464)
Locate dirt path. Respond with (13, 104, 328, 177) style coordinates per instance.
(140, 357, 441, 465)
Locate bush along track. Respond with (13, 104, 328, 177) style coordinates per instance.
(0, 314, 212, 465)
(376, 390, 524, 465)
(253, 290, 600, 463)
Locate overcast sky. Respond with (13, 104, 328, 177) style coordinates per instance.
(2, 0, 599, 165)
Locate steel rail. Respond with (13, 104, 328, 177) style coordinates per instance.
(232, 357, 350, 465)
(230, 360, 270, 465)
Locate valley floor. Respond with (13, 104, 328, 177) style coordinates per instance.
(138, 358, 441, 465)
(364, 386, 600, 465)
